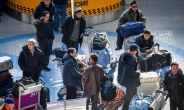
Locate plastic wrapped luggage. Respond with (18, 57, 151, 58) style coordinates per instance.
(91, 32, 108, 50)
(138, 72, 159, 95)
(120, 22, 144, 38)
(0, 56, 13, 72)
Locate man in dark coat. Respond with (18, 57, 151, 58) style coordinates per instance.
(18, 39, 45, 82)
(163, 62, 184, 110)
(34, 0, 55, 20)
(63, 48, 83, 100)
(117, 44, 141, 110)
(115, 0, 146, 50)
(82, 53, 104, 110)
(62, 7, 86, 53)
(135, 30, 154, 53)
(34, 11, 55, 71)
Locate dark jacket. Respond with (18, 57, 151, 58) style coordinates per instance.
(82, 63, 104, 94)
(63, 54, 83, 86)
(117, 8, 146, 29)
(34, 18, 55, 42)
(34, 1, 55, 20)
(117, 52, 140, 88)
(163, 69, 184, 102)
(61, 16, 86, 46)
(53, 0, 67, 5)
(135, 34, 154, 53)
(18, 45, 45, 81)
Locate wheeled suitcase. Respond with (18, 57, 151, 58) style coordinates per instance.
(0, 56, 13, 72)
(138, 72, 159, 95)
(40, 86, 50, 109)
(120, 22, 144, 38)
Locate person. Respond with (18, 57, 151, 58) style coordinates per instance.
(115, 0, 146, 50)
(2, 98, 14, 110)
(53, 0, 67, 31)
(34, 0, 55, 20)
(163, 62, 184, 110)
(63, 48, 83, 100)
(34, 11, 55, 71)
(0, 0, 5, 22)
(135, 29, 154, 53)
(0, 99, 4, 110)
(82, 53, 104, 110)
(117, 44, 141, 110)
(62, 7, 86, 53)
(18, 39, 45, 81)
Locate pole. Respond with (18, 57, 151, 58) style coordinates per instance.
(71, 0, 74, 19)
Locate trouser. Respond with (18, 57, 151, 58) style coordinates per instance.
(54, 4, 66, 29)
(170, 99, 183, 110)
(66, 86, 77, 100)
(116, 28, 124, 47)
(68, 40, 79, 53)
(122, 87, 137, 110)
(84, 93, 99, 110)
(38, 39, 53, 65)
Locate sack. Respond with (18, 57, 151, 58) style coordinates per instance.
(0, 70, 12, 82)
(92, 32, 108, 50)
(120, 22, 144, 38)
(0, 56, 13, 72)
(40, 86, 50, 109)
(0, 77, 13, 97)
(11, 77, 35, 98)
(53, 47, 67, 63)
(101, 85, 116, 101)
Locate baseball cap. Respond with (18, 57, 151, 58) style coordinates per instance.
(74, 7, 82, 13)
(130, 44, 139, 51)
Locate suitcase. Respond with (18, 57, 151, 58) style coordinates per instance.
(0, 77, 13, 97)
(120, 22, 144, 38)
(40, 86, 50, 109)
(0, 56, 13, 72)
(138, 72, 159, 95)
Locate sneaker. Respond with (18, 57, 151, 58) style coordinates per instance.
(115, 46, 122, 50)
(54, 28, 59, 32)
(43, 66, 51, 71)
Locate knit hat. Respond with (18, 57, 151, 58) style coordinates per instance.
(74, 7, 82, 13)
(0, 98, 4, 106)
(4, 98, 14, 104)
(130, 44, 139, 51)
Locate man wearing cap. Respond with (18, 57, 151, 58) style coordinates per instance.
(18, 38, 46, 81)
(62, 7, 86, 53)
(117, 44, 141, 110)
(0, 99, 4, 110)
(115, 0, 146, 50)
(135, 30, 154, 53)
(2, 98, 14, 110)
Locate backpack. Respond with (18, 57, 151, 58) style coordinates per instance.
(91, 32, 108, 50)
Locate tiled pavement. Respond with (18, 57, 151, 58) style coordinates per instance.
(0, 0, 184, 109)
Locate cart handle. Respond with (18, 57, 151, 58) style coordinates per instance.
(18, 83, 27, 90)
(39, 77, 45, 85)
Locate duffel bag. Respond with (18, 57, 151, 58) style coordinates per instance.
(52, 47, 67, 63)
(0, 56, 13, 72)
(40, 86, 50, 109)
(101, 85, 116, 101)
(11, 76, 35, 98)
(120, 22, 144, 38)
(91, 32, 108, 50)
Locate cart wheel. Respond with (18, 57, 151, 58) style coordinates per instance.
(110, 63, 117, 69)
(97, 104, 103, 110)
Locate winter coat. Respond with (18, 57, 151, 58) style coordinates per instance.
(63, 54, 83, 86)
(117, 52, 140, 88)
(82, 63, 104, 94)
(34, 1, 55, 20)
(61, 16, 86, 46)
(53, 0, 67, 5)
(117, 8, 146, 29)
(135, 34, 154, 53)
(163, 69, 184, 102)
(18, 45, 46, 81)
(34, 18, 55, 42)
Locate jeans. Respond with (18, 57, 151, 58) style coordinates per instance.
(54, 4, 66, 29)
(116, 27, 124, 47)
(84, 93, 99, 110)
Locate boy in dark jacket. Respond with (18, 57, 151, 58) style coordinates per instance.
(62, 7, 86, 53)
(63, 48, 83, 100)
(117, 44, 141, 110)
(34, 0, 55, 20)
(163, 62, 184, 110)
(18, 39, 45, 81)
(135, 30, 154, 53)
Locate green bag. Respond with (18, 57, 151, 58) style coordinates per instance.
(40, 86, 50, 109)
